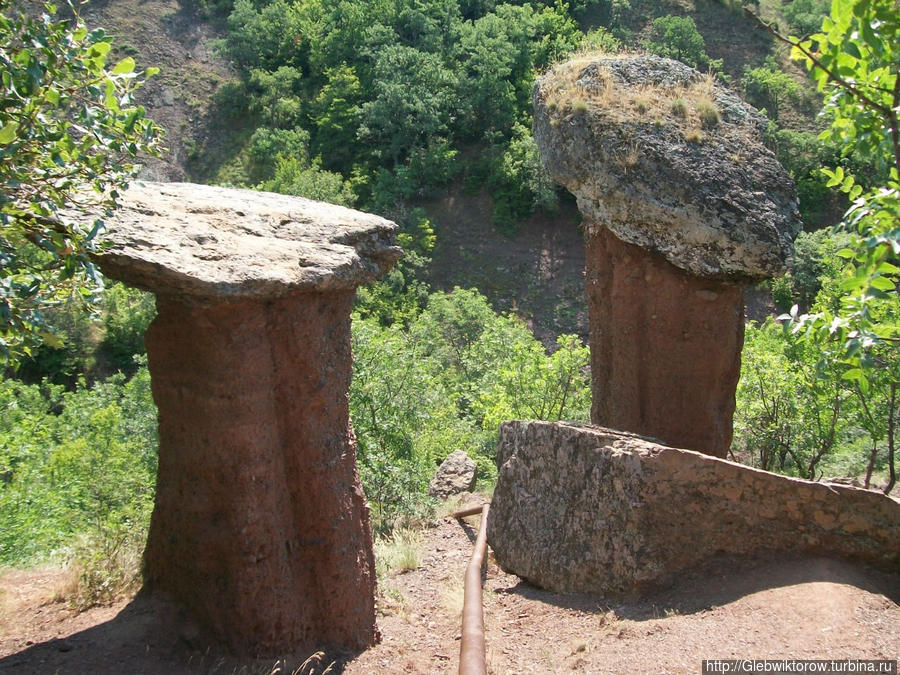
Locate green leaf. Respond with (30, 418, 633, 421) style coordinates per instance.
(112, 57, 135, 75)
(89, 41, 111, 57)
(0, 122, 19, 145)
(868, 276, 895, 291)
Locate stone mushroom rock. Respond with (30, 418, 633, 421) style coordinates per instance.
(428, 450, 477, 499)
(487, 421, 900, 596)
(533, 55, 803, 456)
(94, 181, 401, 300)
(533, 54, 800, 281)
(90, 182, 401, 656)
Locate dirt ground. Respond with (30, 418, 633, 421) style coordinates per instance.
(1, 501, 898, 675)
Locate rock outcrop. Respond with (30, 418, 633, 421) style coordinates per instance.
(533, 55, 802, 457)
(92, 182, 401, 655)
(487, 421, 900, 595)
(428, 450, 477, 499)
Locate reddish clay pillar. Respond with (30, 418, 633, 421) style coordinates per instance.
(586, 226, 744, 456)
(92, 182, 401, 655)
(143, 292, 375, 653)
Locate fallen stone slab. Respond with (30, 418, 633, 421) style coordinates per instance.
(487, 421, 900, 596)
(90, 181, 401, 655)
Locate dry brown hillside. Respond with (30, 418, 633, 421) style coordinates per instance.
(81, 0, 235, 182)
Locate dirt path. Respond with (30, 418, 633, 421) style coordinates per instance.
(1, 512, 898, 674)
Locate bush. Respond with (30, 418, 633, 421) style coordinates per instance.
(742, 58, 801, 120)
(258, 156, 357, 206)
(0, 367, 157, 567)
(490, 123, 559, 233)
(771, 273, 794, 312)
(642, 15, 709, 69)
(98, 284, 156, 375)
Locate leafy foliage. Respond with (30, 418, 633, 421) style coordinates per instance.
(0, 0, 162, 367)
(0, 365, 157, 567)
(744, 0, 900, 493)
(782, 0, 830, 36)
(351, 287, 590, 531)
(217, 0, 580, 222)
(642, 15, 710, 69)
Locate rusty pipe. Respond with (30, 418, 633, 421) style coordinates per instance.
(452, 504, 489, 519)
(459, 503, 489, 675)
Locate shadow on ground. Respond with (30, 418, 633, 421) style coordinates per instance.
(492, 554, 900, 621)
(0, 589, 353, 675)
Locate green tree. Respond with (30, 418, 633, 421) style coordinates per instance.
(782, 0, 830, 36)
(224, 0, 315, 72)
(756, 0, 899, 491)
(358, 45, 458, 166)
(642, 15, 709, 69)
(0, 0, 162, 368)
(491, 122, 559, 230)
(310, 64, 363, 171)
(742, 57, 802, 120)
(246, 65, 304, 128)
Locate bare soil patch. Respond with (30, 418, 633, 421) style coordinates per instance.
(425, 187, 588, 345)
(81, 0, 237, 183)
(1, 505, 897, 674)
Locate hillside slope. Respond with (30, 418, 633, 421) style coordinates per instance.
(84, 0, 803, 338)
(81, 0, 234, 182)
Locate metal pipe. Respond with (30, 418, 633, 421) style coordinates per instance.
(452, 504, 488, 519)
(459, 504, 490, 675)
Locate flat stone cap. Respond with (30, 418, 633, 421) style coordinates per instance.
(534, 54, 802, 281)
(91, 182, 402, 300)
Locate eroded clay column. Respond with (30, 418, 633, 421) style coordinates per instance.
(533, 55, 801, 457)
(93, 182, 401, 655)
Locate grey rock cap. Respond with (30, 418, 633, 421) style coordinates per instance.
(89, 182, 402, 300)
(534, 54, 802, 281)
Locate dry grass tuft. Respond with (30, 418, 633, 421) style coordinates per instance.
(440, 575, 465, 620)
(684, 128, 705, 143)
(695, 95, 721, 128)
(374, 528, 422, 578)
(670, 97, 689, 118)
(539, 56, 725, 144)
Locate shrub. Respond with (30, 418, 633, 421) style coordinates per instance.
(670, 98, 689, 118)
(643, 15, 709, 69)
(771, 273, 794, 312)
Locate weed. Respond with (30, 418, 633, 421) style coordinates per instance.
(374, 528, 422, 578)
(62, 522, 146, 610)
(695, 97, 721, 127)
(670, 98, 689, 118)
